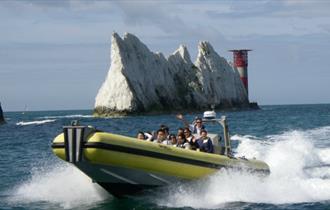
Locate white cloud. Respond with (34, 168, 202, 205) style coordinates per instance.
(1, 0, 329, 43)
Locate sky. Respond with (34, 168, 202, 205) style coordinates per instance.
(0, 0, 329, 111)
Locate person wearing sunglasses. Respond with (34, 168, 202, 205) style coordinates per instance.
(176, 114, 206, 136)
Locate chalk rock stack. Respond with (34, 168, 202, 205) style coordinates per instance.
(94, 33, 249, 116)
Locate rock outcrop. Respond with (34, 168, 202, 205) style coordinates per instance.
(94, 33, 250, 116)
(0, 102, 5, 124)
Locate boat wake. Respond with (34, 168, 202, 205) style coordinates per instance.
(16, 119, 56, 126)
(7, 162, 110, 209)
(38, 114, 93, 119)
(156, 126, 330, 208)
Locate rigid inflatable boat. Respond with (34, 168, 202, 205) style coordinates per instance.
(51, 114, 270, 197)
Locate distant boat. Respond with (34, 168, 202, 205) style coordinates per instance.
(22, 105, 28, 115)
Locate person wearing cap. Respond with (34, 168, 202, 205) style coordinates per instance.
(197, 129, 214, 153)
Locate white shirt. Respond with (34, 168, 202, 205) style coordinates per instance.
(144, 132, 153, 141)
(189, 124, 204, 136)
(186, 135, 195, 143)
(162, 140, 172, 145)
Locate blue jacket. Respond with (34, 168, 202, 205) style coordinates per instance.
(197, 138, 214, 153)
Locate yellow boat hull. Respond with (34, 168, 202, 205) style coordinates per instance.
(52, 127, 269, 196)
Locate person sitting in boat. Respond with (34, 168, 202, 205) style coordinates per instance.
(154, 129, 167, 143)
(176, 133, 190, 149)
(162, 133, 176, 145)
(136, 131, 153, 141)
(169, 134, 177, 146)
(136, 131, 145, 140)
(197, 129, 214, 153)
(160, 124, 170, 139)
(183, 127, 199, 150)
(177, 127, 184, 136)
(176, 114, 205, 136)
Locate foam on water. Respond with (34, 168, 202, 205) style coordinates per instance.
(318, 148, 330, 163)
(158, 127, 330, 208)
(16, 119, 56, 126)
(38, 114, 93, 119)
(8, 163, 110, 209)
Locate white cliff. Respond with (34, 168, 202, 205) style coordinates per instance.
(94, 33, 249, 116)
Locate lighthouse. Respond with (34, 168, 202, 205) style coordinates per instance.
(229, 49, 252, 97)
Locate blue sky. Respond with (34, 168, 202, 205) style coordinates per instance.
(0, 0, 329, 111)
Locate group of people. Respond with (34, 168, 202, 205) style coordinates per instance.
(136, 114, 214, 153)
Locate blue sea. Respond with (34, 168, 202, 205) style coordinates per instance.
(1, 104, 330, 210)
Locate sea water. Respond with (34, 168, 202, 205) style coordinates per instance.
(0, 104, 330, 209)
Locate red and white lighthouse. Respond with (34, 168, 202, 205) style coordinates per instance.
(229, 49, 252, 97)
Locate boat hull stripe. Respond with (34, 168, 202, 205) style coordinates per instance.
(100, 168, 138, 185)
(148, 174, 171, 184)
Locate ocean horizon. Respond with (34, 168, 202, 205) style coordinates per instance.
(3, 102, 330, 113)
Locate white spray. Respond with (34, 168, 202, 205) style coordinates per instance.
(158, 127, 330, 208)
(8, 162, 110, 209)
